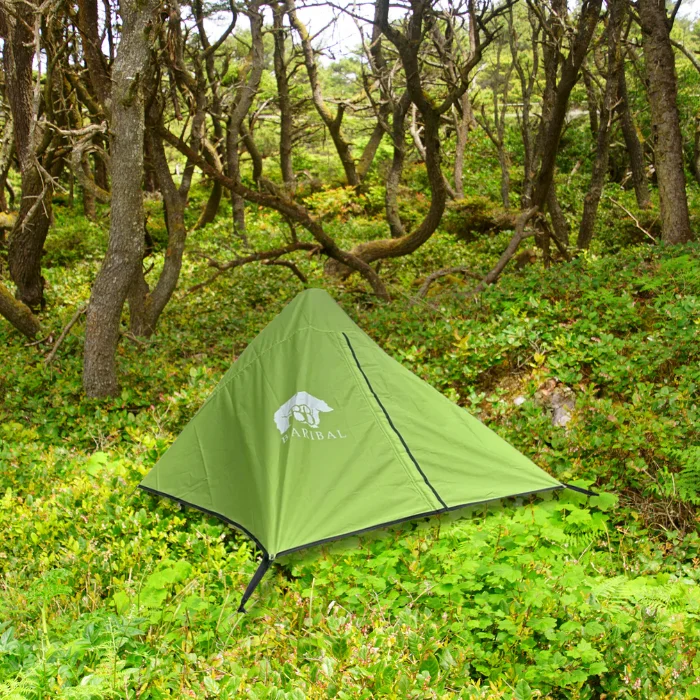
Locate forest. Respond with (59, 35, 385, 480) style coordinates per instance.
(0, 0, 699, 695)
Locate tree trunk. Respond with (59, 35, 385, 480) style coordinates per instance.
(499, 151, 511, 210)
(530, 0, 603, 211)
(94, 150, 109, 192)
(385, 94, 411, 240)
(582, 67, 599, 136)
(241, 122, 263, 186)
(128, 129, 188, 337)
(473, 0, 603, 288)
(547, 187, 570, 246)
(0, 112, 13, 213)
(616, 65, 651, 209)
(83, 0, 156, 398)
(510, 5, 540, 207)
(453, 93, 471, 199)
(577, 0, 623, 249)
(638, 0, 693, 244)
(225, 1, 264, 234)
(272, 2, 295, 191)
(693, 115, 700, 186)
(357, 121, 386, 181)
(0, 281, 41, 338)
(81, 157, 97, 220)
(476, 46, 513, 209)
(1, 0, 53, 309)
(195, 180, 222, 230)
(77, 0, 111, 106)
(286, 0, 358, 186)
(8, 169, 51, 309)
(350, 108, 446, 264)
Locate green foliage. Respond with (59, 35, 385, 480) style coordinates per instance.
(441, 195, 510, 241)
(2, 192, 700, 697)
(658, 447, 700, 505)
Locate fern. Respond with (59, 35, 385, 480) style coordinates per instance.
(671, 446, 700, 505)
(561, 511, 608, 547)
(591, 575, 698, 613)
(590, 575, 628, 604)
(540, 508, 608, 550)
(59, 643, 135, 699)
(0, 674, 37, 700)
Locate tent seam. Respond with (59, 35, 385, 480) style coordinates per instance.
(332, 331, 437, 511)
(138, 484, 268, 555)
(342, 333, 448, 511)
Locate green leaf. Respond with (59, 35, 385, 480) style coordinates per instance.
(418, 655, 439, 683)
(590, 492, 618, 511)
(514, 680, 533, 700)
(86, 451, 109, 476)
(203, 676, 220, 694)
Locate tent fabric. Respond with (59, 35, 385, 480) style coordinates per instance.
(140, 288, 569, 609)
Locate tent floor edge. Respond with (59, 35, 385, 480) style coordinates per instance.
(238, 553, 272, 613)
(274, 484, 566, 558)
(136, 484, 268, 553)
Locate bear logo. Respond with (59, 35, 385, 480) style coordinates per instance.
(274, 392, 333, 434)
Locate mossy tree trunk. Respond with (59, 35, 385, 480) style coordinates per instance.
(0, 0, 53, 309)
(638, 0, 693, 244)
(83, 0, 157, 398)
(0, 281, 40, 338)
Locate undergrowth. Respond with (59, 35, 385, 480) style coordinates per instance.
(0, 193, 699, 698)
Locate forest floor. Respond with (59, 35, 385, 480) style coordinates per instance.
(0, 194, 699, 698)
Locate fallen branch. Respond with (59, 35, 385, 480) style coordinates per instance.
(606, 196, 656, 242)
(121, 331, 150, 346)
(159, 125, 390, 301)
(25, 335, 51, 347)
(0, 281, 41, 338)
(44, 304, 87, 365)
(415, 265, 482, 300)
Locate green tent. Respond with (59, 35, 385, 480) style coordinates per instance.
(140, 288, 588, 610)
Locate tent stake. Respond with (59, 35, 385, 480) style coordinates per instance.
(565, 483, 598, 497)
(238, 553, 271, 613)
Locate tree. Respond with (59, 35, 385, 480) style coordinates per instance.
(616, 53, 651, 209)
(286, 0, 360, 187)
(637, 0, 693, 244)
(577, 0, 625, 249)
(0, 0, 54, 308)
(474, 0, 603, 288)
(83, 0, 159, 397)
(338, 0, 501, 268)
(476, 38, 513, 208)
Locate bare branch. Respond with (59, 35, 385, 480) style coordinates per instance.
(44, 304, 87, 365)
(416, 265, 482, 300)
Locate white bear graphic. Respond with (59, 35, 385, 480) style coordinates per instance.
(274, 392, 333, 434)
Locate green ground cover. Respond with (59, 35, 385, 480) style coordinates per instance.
(1, 198, 699, 698)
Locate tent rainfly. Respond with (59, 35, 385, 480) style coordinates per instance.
(140, 288, 592, 611)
